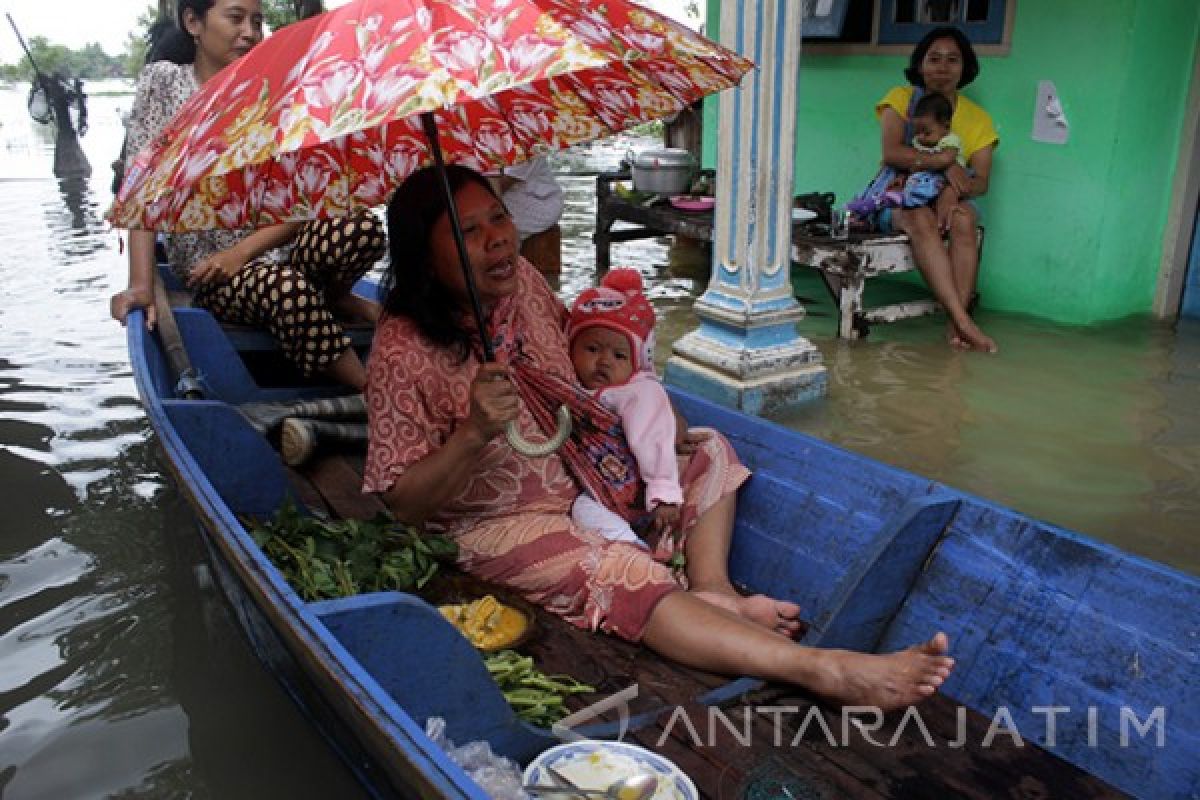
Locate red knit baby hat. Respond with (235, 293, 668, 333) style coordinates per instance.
(568, 269, 656, 372)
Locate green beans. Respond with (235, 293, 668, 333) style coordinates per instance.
(483, 650, 594, 728)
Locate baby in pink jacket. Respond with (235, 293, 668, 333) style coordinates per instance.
(567, 269, 681, 546)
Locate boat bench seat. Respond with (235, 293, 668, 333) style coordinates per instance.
(160, 398, 292, 517)
(311, 591, 554, 764)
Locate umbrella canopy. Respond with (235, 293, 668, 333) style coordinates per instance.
(108, 0, 754, 232)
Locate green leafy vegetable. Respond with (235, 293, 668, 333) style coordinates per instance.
(249, 500, 457, 601)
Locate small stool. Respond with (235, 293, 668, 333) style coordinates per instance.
(520, 224, 562, 275)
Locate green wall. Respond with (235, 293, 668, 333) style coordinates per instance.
(704, 1, 1200, 323)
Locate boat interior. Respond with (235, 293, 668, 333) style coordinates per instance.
(129, 278, 1198, 799)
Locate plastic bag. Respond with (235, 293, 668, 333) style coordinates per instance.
(425, 717, 529, 800)
(793, 191, 835, 224)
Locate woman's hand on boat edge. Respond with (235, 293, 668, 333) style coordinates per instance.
(110, 286, 156, 330)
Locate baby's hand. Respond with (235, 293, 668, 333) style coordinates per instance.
(650, 503, 681, 538)
(935, 190, 964, 233)
(675, 427, 711, 455)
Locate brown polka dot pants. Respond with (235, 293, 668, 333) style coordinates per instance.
(194, 210, 386, 376)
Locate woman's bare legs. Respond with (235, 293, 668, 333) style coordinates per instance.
(683, 492, 803, 637)
(333, 291, 382, 325)
(322, 347, 367, 390)
(893, 208, 996, 352)
(947, 204, 981, 307)
(642, 590, 954, 711)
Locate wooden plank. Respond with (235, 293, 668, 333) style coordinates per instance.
(522, 602, 730, 732)
(637, 698, 888, 800)
(626, 683, 1128, 800)
(299, 455, 388, 520)
(284, 464, 332, 516)
(726, 686, 1129, 800)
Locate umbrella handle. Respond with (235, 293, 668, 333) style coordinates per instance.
(505, 404, 571, 457)
(419, 111, 571, 457)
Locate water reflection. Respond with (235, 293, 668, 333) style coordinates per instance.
(53, 175, 96, 232)
(0, 83, 366, 799)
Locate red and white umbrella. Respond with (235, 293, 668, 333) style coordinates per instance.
(108, 0, 754, 452)
(108, 0, 753, 232)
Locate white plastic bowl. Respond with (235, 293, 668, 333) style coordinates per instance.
(524, 740, 698, 800)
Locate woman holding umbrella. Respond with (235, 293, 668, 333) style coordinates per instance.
(364, 165, 956, 711)
(109, 0, 385, 389)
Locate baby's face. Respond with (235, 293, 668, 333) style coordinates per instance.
(570, 327, 635, 389)
(913, 115, 949, 148)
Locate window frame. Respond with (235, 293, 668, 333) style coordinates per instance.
(802, 0, 1015, 56)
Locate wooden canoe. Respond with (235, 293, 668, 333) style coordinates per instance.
(125, 292, 1197, 799)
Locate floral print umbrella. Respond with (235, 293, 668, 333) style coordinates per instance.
(107, 0, 754, 232)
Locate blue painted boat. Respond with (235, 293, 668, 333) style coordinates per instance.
(126, 293, 1198, 800)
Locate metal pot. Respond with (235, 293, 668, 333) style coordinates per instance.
(628, 148, 697, 194)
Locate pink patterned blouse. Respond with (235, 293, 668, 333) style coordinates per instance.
(362, 259, 747, 641)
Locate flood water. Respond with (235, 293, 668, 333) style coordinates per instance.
(0, 82, 1196, 798)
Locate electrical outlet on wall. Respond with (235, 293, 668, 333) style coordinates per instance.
(1032, 80, 1069, 145)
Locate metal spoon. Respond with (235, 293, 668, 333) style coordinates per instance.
(524, 772, 659, 800)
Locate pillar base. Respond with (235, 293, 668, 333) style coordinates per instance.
(665, 331, 827, 416)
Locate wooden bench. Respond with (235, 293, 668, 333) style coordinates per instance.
(792, 227, 984, 340)
(593, 174, 985, 342)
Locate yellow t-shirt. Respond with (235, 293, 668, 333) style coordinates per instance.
(876, 86, 999, 165)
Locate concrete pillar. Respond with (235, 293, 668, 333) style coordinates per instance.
(665, 0, 827, 415)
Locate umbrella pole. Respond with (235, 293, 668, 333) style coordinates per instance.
(420, 111, 494, 362)
(418, 112, 571, 456)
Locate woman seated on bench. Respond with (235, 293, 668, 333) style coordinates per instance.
(109, 0, 386, 389)
(363, 164, 956, 711)
(872, 26, 998, 353)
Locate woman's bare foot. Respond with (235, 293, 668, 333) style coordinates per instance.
(945, 321, 969, 350)
(951, 317, 997, 353)
(693, 589, 803, 638)
(803, 632, 954, 711)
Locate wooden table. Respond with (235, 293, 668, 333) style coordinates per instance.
(593, 169, 715, 271)
(594, 170, 962, 340)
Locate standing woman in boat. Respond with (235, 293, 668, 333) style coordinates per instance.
(873, 26, 999, 353)
(109, 0, 386, 389)
(365, 165, 956, 711)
